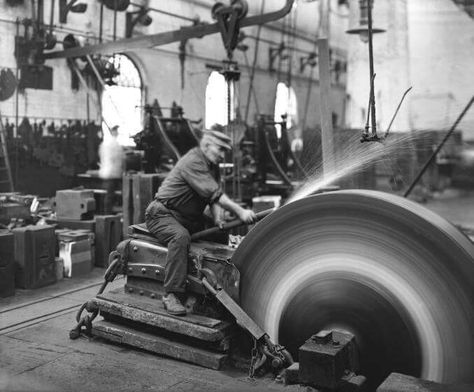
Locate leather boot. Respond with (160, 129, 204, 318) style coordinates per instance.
(162, 293, 186, 316)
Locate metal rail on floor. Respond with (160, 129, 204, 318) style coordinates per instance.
(0, 277, 124, 335)
(0, 281, 107, 314)
(0, 306, 80, 335)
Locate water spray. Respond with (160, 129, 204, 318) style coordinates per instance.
(361, 86, 413, 143)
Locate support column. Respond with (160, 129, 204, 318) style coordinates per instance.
(318, 38, 336, 176)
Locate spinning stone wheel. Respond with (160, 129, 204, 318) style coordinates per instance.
(232, 190, 474, 388)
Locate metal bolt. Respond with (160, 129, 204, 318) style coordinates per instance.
(155, 269, 160, 275)
(128, 287, 134, 293)
(141, 267, 147, 274)
(139, 290, 144, 295)
(128, 267, 133, 273)
(271, 358, 283, 368)
(133, 246, 138, 252)
(150, 293, 156, 299)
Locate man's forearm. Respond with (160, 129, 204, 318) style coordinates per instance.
(210, 202, 225, 224)
(217, 193, 245, 217)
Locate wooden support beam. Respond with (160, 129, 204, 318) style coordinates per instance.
(94, 289, 233, 342)
(92, 320, 228, 370)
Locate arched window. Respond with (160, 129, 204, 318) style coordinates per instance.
(205, 71, 235, 128)
(274, 82, 298, 138)
(101, 54, 142, 146)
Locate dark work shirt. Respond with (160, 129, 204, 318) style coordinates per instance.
(156, 147, 222, 220)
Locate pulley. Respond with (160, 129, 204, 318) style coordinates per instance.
(211, 0, 248, 21)
(211, 0, 249, 57)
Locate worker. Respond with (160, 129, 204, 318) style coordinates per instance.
(98, 124, 123, 212)
(145, 125, 257, 316)
(98, 125, 123, 179)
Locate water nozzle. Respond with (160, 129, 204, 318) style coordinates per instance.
(360, 132, 383, 143)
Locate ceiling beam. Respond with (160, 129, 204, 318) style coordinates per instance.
(43, 0, 294, 59)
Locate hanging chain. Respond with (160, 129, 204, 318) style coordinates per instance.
(248, 337, 259, 379)
(69, 251, 122, 339)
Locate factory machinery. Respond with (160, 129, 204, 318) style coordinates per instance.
(133, 102, 303, 200)
(71, 189, 474, 391)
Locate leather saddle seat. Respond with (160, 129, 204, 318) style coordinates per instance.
(128, 223, 156, 239)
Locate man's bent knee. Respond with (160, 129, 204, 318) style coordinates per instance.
(171, 230, 191, 246)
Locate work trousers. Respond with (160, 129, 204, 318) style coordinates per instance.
(145, 200, 203, 294)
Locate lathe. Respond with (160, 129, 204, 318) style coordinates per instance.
(71, 190, 474, 390)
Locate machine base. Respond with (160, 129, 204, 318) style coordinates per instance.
(92, 320, 228, 370)
(90, 288, 235, 369)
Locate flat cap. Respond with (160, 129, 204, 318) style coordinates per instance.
(202, 129, 232, 150)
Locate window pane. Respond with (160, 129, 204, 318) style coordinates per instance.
(205, 71, 228, 128)
(274, 82, 299, 138)
(101, 54, 142, 146)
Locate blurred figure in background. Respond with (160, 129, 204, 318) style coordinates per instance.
(98, 125, 124, 213)
(98, 125, 123, 179)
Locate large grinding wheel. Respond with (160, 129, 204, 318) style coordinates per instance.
(232, 190, 474, 388)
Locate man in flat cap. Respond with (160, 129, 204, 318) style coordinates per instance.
(145, 124, 257, 316)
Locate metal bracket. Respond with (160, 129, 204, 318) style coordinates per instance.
(201, 276, 293, 374)
(299, 52, 317, 73)
(125, 7, 152, 38)
(268, 42, 288, 72)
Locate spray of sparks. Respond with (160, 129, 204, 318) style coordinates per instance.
(287, 131, 435, 203)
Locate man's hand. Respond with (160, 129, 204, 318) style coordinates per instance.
(214, 219, 225, 230)
(238, 209, 257, 224)
(217, 193, 257, 224)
